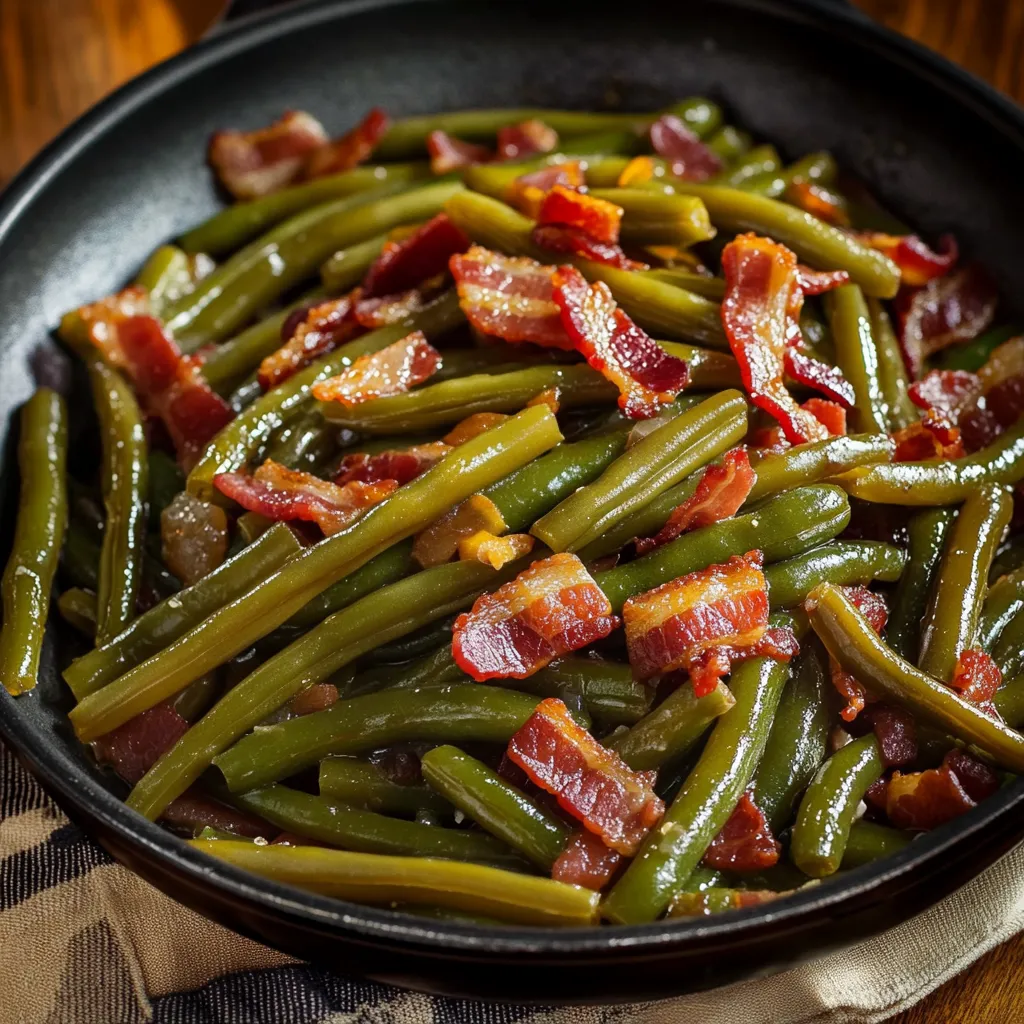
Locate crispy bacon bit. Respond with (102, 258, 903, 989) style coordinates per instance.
(950, 649, 1002, 705)
(551, 828, 623, 890)
(649, 114, 723, 181)
(161, 492, 229, 587)
(617, 156, 656, 188)
(304, 107, 389, 180)
(703, 792, 781, 872)
(442, 412, 510, 445)
(453, 553, 620, 680)
(551, 266, 689, 418)
(75, 286, 150, 364)
(670, 889, 780, 917)
(785, 181, 850, 227)
(258, 296, 361, 390)
(507, 697, 663, 854)
(861, 704, 918, 767)
(353, 288, 434, 329)
(450, 246, 573, 349)
(908, 369, 983, 425)
(801, 397, 847, 436)
(412, 494, 507, 569)
(897, 265, 998, 377)
(458, 530, 535, 569)
(287, 683, 339, 717)
(892, 412, 965, 462)
(311, 331, 441, 406)
(784, 348, 856, 408)
(635, 449, 754, 555)
(537, 185, 623, 245)
(209, 110, 328, 199)
(886, 749, 999, 831)
(215, 461, 395, 536)
(858, 232, 958, 288)
(92, 702, 189, 785)
(161, 790, 269, 839)
(427, 130, 492, 174)
(830, 586, 888, 721)
(335, 442, 451, 486)
(527, 387, 561, 413)
(961, 338, 1024, 452)
(795, 266, 853, 296)
(496, 119, 558, 161)
(507, 161, 586, 218)
(361, 213, 471, 299)
(532, 226, 648, 271)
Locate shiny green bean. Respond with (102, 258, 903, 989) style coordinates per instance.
(57, 587, 96, 637)
(588, 188, 715, 247)
(979, 565, 1024, 652)
(318, 758, 451, 818)
(842, 820, 913, 869)
(711, 144, 781, 188)
(764, 541, 906, 609)
(868, 297, 916, 431)
(825, 285, 888, 433)
(319, 232, 391, 293)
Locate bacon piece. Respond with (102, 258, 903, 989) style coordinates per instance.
(311, 331, 441, 406)
(287, 683, 339, 717)
(427, 130, 492, 174)
(801, 397, 847, 436)
(908, 369, 983, 425)
(161, 789, 270, 839)
(335, 442, 451, 486)
(886, 749, 999, 831)
(412, 494, 507, 569)
(352, 288, 434, 329)
(161, 492, 229, 586)
(92, 702, 189, 785)
(208, 110, 329, 199)
(784, 348, 856, 408)
(361, 213, 471, 299)
(458, 530, 535, 570)
(702, 792, 781, 872)
(950, 649, 1002, 705)
(496, 119, 558, 161)
(75, 286, 150, 364)
(450, 246, 573, 349)
(258, 296, 362, 390)
(686, 628, 801, 698)
(532, 226, 648, 271)
(892, 412, 965, 462)
(857, 232, 958, 288)
(961, 338, 1024, 451)
(649, 114, 723, 181)
(453, 553, 620, 680)
(617, 156, 656, 188)
(507, 697, 663, 854)
(507, 161, 586, 218)
(861, 704, 918, 767)
(635, 448, 754, 555)
(897, 265, 998, 377)
(551, 828, 623, 890)
(442, 412, 510, 445)
(829, 586, 888, 721)
(304, 107, 389, 180)
(215, 461, 396, 536)
(551, 265, 689, 418)
(537, 185, 623, 245)
(785, 181, 850, 227)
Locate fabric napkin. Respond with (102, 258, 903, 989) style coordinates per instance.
(1, 738, 1017, 1024)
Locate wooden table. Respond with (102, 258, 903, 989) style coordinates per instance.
(0, 0, 1021, 1019)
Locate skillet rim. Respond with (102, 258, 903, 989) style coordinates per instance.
(2, 0, 1024, 964)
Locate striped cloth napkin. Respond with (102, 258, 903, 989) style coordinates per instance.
(3, 737, 1021, 1024)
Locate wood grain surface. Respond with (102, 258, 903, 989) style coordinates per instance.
(1, 0, 1023, 1020)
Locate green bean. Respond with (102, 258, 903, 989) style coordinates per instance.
(936, 324, 1020, 373)
(189, 839, 599, 927)
(188, 291, 463, 500)
(994, 674, 1024, 729)
(674, 865, 727, 894)
(644, 269, 726, 302)
(556, 132, 638, 156)
(868, 297, 916, 431)
(365, 616, 453, 665)
(654, 182, 900, 297)
(607, 681, 734, 772)
(602, 648, 794, 924)
(595, 484, 851, 612)
(753, 639, 830, 833)
(705, 125, 753, 163)
(0, 390, 68, 694)
(993, 609, 1024, 681)
(460, 151, 613, 200)
(214, 684, 540, 795)
(181, 165, 431, 257)
(352, 643, 467, 696)
(147, 451, 185, 529)
(979, 566, 1024, 652)
(991, 537, 1024, 583)
(790, 734, 884, 878)
(64, 522, 302, 701)
(89, 361, 148, 644)
(165, 179, 463, 349)
(741, 151, 838, 198)
(61, 519, 101, 592)
(263, 409, 338, 471)
(532, 392, 746, 553)
(825, 285, 888, 433)
(807, 582, 1024, 772)
(135, 245, 207, 316)
(172, 672, 221, 723)
(918, 485, 1013, 683)
(232, 784, 517, 866)
(57, 587, 97, 637)
(837, 417, 1024, 504)
(319, 232, 391, 293)
(764, 541, 906, 609)
(421, 746, 570, 869)
(319, 364, 615, 434)
(842, 820, 913, 869)
(746, 433, 893, 502)
(319, 758, 451, 818)
(73, 406, 560, 744)
(711, 144, 781, 188)
(588, 188, 715, 247)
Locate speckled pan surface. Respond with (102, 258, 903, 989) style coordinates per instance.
(2, 0, 1024, 1003)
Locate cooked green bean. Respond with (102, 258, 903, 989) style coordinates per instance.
(135, 245, 203, 316)
(842, 820, 913, 869)
(993, 608, 1024, 681)
(61, 519, 101, 592)
(146, 451, 184, 529)
(936, 324, 1020, 373)
(644, 269, 726, 302)
(742, 151, 838, 198)
(868, 297, 916, 431)
(319, 232, 392, 293)
(706, 125, 753, 163)
(263, 409, 338, 471)
(994, 674, 1024, 729)
(0, 390, 68, 695)
(825, 285, 888, 433)
(365, 616, 453, 665)
(57, 587, 97, 637)
(711, 144, 782, 188)
(319, 758, 451, 818)
(979, 565, 1024, 652)
(588, 188, 715, 247)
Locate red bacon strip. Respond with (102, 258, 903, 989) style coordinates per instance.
(496, 119, 558, 161)
(508, 160, 586, 217)
(532, 226, 648, 271)
(335, 442, 451, 486)
(830, 586, 888, 721)
(961, 338, 1024, 451)
(537, 185, 623, 245)
(860, 704, 918, 767)
(635, 448, 754, 555)
(857, 232, 958, 288)
(75, 286, 150, 364)
(214, 460, 395, 536)
(507, 697, 664, 855)
(311, 331, 441, 406)
(427, 131, 492, 174)
(891, 412, 965, 462)
(452, 553, 620, 680)
(649, 114, 723, 181)
(92, 702, 189, 785)
(304, 107, 390, 180)
(784, 348, 856, 408)
(551, 265, 690, 418)
(908, 369, 983, 425)
(161, 790, 270, 839)
(361, 213, 471, 298)
(353, 288, 435, 329)
(801, 397, 847, 436)
(950, 649, 1002, 705)
(702, 792, 781, 872)
(551, 829, 623, 890)
(886, 749, 999, 831)
(785, 181, 850, 227)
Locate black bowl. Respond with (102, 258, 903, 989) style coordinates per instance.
(2, 0, 1024, 1003)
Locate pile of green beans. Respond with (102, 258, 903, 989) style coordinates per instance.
(5, 96, 1024, 932)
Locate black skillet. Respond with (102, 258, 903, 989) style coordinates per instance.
(2, 0, 1024, 1003)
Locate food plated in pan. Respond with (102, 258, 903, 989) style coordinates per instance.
(4, 95, 1024, 929)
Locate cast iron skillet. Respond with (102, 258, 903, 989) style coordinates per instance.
(2, 0, 1024, 1003)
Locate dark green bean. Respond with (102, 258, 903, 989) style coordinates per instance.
(826, 285, 888, 433)
(136, 245, 209, 316)
(588, 188, 715, 247)
(318, 757, 451, 818)
(868, 297, 917, 431)
(710, 144, 781, 188)
(842, 820, 913, 869)
(741, 151, 838, 198)
(57, 587, 96, 637)
(994, 674, 1024, 729)
(263, 409, 338, 472)
(993, 608, 1024, 681)
(644, 269, 726, 302)
(61, 519, 101, 591)
(364, 616, 452, 665)
(979, 565, 1024, 652)
(936, 325, 1020, 373)
(147, 451, 185, 529)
